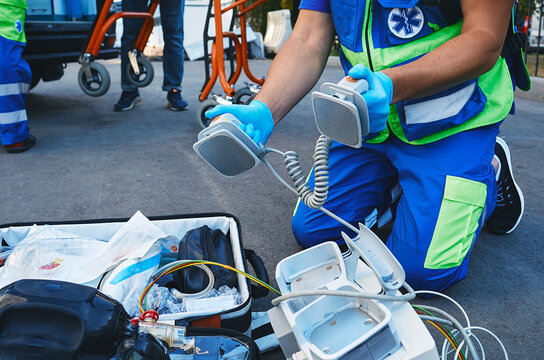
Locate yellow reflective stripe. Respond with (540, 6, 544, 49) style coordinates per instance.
(375, 22, 462, 69)
(343, 22, 462, 70)
(0, 0, 27, 9)
(424, 176, 487, 270)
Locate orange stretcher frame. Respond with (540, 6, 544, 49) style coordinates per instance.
(84, 0, 159, 58)
(199, 0, 266, 101)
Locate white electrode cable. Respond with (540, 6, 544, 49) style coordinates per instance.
(415, 290, 471, 329)
(448, 326, 508, 360)
(415, 304, 480, 360)
(270, 284, 416, 307)
(260, 146, 359, 234)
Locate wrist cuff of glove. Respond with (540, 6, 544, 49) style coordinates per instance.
(249, 100, 274, 131)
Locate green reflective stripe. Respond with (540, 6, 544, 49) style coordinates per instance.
(344, 22, 462, 71)
(0, 4, 26, 43)
(366, 128, 389, 143)
(391, 57, 513, 145)
(375, 22, 461, 69)
(424, 176, 487, 270)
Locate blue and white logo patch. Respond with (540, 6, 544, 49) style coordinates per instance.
(15, 19, 23, 33)
(388, 7, 424, 39)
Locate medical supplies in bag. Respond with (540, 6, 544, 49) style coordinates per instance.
(0, 212, 270, 334)
(0, 211, 167, 290)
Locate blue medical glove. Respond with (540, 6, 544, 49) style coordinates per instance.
(348, 64, 393, 134)
(205, 100, 274, 146)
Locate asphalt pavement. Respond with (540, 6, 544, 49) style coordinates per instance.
(1, 58, 543, 359)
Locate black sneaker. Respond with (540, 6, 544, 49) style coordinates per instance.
(4, 135, 36, 153)
(485, 137, 524, 234)
(114, 91, 141, 111)
(167, 89, 188, 111)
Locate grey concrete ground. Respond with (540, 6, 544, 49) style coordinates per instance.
(1, 59, 543, 359)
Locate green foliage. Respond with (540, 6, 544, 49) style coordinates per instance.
(517, 0, 541, 23)
(246, 0, 282, 35)
(280, 0, 293, 10)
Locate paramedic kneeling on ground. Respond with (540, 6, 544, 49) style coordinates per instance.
(206, 0, 526, 292)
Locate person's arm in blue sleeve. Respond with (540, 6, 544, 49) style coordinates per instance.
(206, 8, 335, 145)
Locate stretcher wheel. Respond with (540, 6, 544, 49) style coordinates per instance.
(78, 61, 111, 97)
(233, 87, 256, 105)
(126, 56, 154, 87)
(197, 98, 219, 129)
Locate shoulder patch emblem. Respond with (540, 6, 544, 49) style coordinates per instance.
(388, 7, 424, 39)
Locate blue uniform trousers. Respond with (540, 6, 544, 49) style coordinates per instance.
(0, 35, 31, 146)
(121, 0, 185, 92)
(292, 124, 499, 292)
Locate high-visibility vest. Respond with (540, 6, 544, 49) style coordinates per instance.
(0, 0, 27, 43)
(333, 1, 514, 145)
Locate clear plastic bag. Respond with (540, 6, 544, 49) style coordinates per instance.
(146, 284, 186, 314)
(0, 211, 167, 289)
(184, 285, 242, 313)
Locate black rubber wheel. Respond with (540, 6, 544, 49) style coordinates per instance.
(233, 87, 257, 105)
(197, 98, 219, 129)
(78, 62, 111, 97)
(126, 56, 154, 87)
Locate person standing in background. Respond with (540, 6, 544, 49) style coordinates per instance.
(0, 0, 36, 153)
(114, 0, 188, 111)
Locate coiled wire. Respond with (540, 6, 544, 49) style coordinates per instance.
(283, 135, 332, 209)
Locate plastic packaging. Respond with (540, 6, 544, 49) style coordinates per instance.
(0, 211, 167, 289)
(146, 284, 186, 314)
(185, 285, 242, 313)
(0, 246, 12, 266)
(145, 285, 242, 315)
(100, 243, 162, 317)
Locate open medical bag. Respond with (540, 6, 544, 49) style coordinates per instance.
(0, 213, 270, 358)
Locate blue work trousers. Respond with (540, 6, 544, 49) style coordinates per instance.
(292, 124, 499, 292)
(0, 35, 30, 146)
(121, 0, 185, 92)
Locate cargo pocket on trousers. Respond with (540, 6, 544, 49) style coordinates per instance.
(424, 175, 487, 270)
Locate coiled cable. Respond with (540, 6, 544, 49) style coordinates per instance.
(281, 135, 332, 209)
